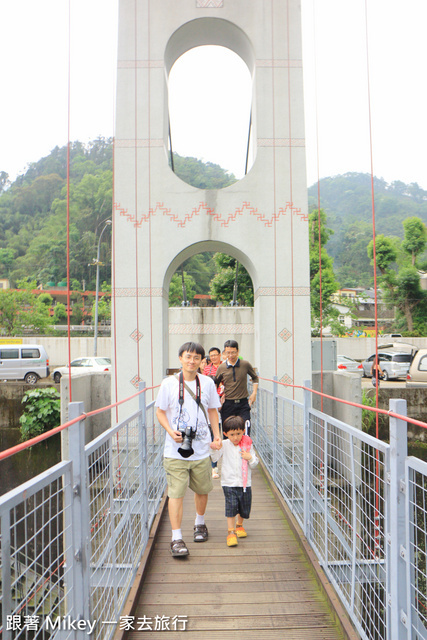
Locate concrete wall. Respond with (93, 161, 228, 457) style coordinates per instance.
(312, 371, 362, 430)
(0, 380, 55, 428)
(168, 307, 255, 367)
(325, 337, 427, 361)
(59, 373, 112, 449)
(14, 334, 427, 373)
(11, 337, 111, 369)
(374, 387, 427, 442)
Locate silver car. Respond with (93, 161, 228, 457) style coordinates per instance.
(51, 357, 111, 383)
(362, 351, 412, 381)
(337, 355, 363, 374)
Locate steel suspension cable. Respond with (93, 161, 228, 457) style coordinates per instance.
(66, 0, 72, 400)
(311, 0, 324, 411)
(147, 0, 155, 396)
(112, 124, 119, 423)
(133, 0, 141, 384)
(286, 0, 296, 399)
(364, 0, 381, 552)
(270, 0, 278, 378)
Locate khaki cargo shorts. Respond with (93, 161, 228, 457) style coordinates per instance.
(163, 456, 213, 499)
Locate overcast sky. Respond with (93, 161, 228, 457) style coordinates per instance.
(1, 0, 426, 190)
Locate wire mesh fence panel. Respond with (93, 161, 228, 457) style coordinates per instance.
(1, 396, 165, 640)
(276, 396, 305, 527)
(252, 384, 404, 640)
(145, 403, 166, 529)
(307, 409, 389, 640)
(85, 402, 165, 640)
(406, 457, 427, 640)
(0, 462, 74, 639)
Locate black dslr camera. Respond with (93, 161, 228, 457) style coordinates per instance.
(177, 426, 196, 458)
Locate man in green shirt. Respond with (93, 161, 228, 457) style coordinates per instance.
(214, 340, 259, 435)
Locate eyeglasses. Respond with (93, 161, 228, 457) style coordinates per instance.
(181, 353, 202, 363)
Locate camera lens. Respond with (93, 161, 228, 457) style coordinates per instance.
(177, 428, 195, 458)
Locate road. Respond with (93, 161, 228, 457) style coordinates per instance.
(361, 377, 407, 389)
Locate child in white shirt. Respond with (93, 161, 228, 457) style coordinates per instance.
(210, 415, 258, 546)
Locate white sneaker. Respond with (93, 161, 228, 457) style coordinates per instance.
(212, 469, 219, 479)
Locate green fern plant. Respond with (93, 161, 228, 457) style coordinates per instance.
(19, 387, 61, 442)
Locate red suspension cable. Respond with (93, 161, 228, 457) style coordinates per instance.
(66, 0, 72, 401)
(364, 0, 381, 551)
(311, 0, 324, 411)
(286, 0, 295, 399)
(147, 0, 155, 397)
(270, 0, 278, 378)
(133, 0, 141, 384)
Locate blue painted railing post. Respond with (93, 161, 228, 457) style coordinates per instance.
(303, 380, 312, 539)
(273, 376, 278, 484)
(388, 398, 409, 640)
(68, 401, 91, 638)
(138, 382, 149, 539)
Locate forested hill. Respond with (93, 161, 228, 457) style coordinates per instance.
(0, 141, 236, 290)
(308, 173, 427, 288)
(0, 138, 114, 290)
(1, 141, 426, 293)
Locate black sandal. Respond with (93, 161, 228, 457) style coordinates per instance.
(170, 539, 189, 557)
(193, 524, 208, 542)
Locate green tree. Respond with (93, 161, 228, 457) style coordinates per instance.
(383, 266, 427, 333)
(209, 254, 253, 306)
(180, 253, 216, 294)
(169, 272, 196, 307)
(91, 287, 111, 323)
(308, 209, 340, 335)
(0, 248, 15, 277)
(368, 221, 427, 333)
(52, 302, 68, 324)
(0, 171, 10, 194)
(171, 153, 237, 189)
(402, 216, 427, 266)
(0, 279, 52, 335)
(367, 234, 398, 275)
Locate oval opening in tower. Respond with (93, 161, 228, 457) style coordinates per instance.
(167, 45, 254, 189)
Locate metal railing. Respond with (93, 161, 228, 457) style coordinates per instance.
(251, 382, 427, 640)
(2, 378, 426, 639)
(0, 385, 165, 639)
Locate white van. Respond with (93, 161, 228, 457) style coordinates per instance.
(0, 344, 50, 384)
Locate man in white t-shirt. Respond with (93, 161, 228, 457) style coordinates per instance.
(156, 342, 222, 557)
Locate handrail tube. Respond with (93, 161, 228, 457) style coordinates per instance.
(259, 375, 427, 431)
(0, 383, 160, 462)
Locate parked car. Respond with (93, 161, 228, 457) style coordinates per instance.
(0, 344, 50, 384)
(361, 351, 412, 381)
(406, 348, 427, 386)
(337, 355, 363, 374)
(51, 357, 111, 383)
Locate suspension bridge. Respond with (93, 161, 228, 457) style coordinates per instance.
(1, 0, 427, 638)
(0, 376, 426, 640)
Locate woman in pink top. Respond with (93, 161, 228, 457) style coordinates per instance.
(203, 347, 222, 477)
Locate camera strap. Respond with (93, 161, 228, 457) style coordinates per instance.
(176, 372, 208, 425)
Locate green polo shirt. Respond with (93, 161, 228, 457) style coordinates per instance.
(214, 359, 259, 400)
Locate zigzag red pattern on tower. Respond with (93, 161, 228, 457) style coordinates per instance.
(113, 200, 307, 228)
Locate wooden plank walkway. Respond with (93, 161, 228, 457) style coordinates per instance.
(123, 464, 354, 640)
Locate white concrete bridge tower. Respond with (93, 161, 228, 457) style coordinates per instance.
(113, 0, 311, 400)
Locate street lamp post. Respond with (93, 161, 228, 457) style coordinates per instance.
(93, 219, 112, 356)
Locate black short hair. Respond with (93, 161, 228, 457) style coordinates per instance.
(224, 339, 239, 350)
(208, 347, 221, 355)
(178, 342, 205, 359)
(222, 415, 245, 433)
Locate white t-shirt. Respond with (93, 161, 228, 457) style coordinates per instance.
(155, 373, 221, 460)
